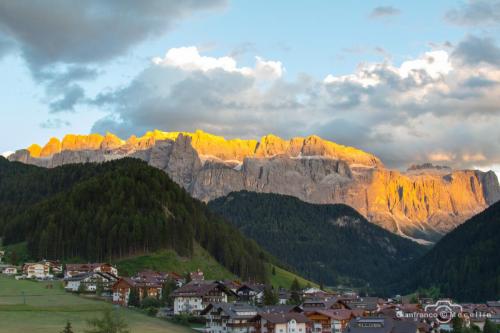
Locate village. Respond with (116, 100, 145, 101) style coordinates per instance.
(0, 253, 499, 333)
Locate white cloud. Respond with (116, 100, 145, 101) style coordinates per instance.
(1, 151, 13, 158)
(92, 40, 500, 172)
(152, 46, 284, 81)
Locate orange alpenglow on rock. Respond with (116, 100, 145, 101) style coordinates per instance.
(101, 132, 125, 151)
(27, 144, 42, 158)
(40, 137, 62, 157)
(61, 134, 104, 151)
(23, 129, 382, 167)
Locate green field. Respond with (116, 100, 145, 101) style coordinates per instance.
(0, 275, 193, 333)
(116, 242, 235, 280)
(268, 264, 318, 289)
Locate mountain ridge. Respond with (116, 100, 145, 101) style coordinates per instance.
(8, 129, 500, 243)
(208, 190, 427, 288)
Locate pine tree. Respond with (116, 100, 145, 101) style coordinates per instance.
(128, 288, 140, 307)
(263, 286, 278, 305)
(60, 321, 74, 333)
(290, 278, 302, 305)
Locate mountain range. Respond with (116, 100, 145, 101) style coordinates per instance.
(8, 129, 500, 243)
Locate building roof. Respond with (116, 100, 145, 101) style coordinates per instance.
(255, 312, 310, 324)
(201, 302, 258, 319)
(346, 316, 417, 333)
(64, 271, 118, 282)
(314, 309, 356, 321)
(260, 305, 302, 314)
(171, 280, 230, 297)
(65, 263, 111, 272)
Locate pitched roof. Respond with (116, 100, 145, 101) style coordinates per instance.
(171, 280, 228, 297)
(255, 312, 310, 324)
(65, 263, 110, 271)
(201, 302, 258, 319)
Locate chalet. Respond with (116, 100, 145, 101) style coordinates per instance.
(202, 302, 258, 333)
(112, 277, 163, 306)
(41, 260, 63, 275)
(345, 317, 417, 333)
(65, 263, 118, 278)
(64, 271, 118, 295)
(305, 310, 357, 333)
(172, 280, 234, 315)
(222, 280, 242, 293)
(278, 289, 291, 305)
(2, 266, 18, 275)
(190, 269, 205, 281)
(22, 262, 52, 279)
(301, 298, 338, 312)
(237, 283, 266, 305)
(340, 297, 380, 314)
(251, 312, 310, 333)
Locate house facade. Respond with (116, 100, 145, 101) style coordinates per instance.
(112, 277, 163, 306)
(2, 266, 18, 275)
(64, 271, 118, 294)
(23, 262, 51, 279)
(252, 312, 310, 333)
(202, 302, 258, 333)
(237, 283, 266, 305)
(172, 280, 233, 315)
(65, 263, 118, 278)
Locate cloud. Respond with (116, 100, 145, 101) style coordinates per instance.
(446, 0, 500, 26)
(0, 1, 226, 111)
(369, 6, 401, 19)
(39, 118, 71, 129)
(452, 36, 500, 66)
(89, 41, 500, 172)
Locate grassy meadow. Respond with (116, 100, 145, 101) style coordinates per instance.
(0, 275, 193, 333)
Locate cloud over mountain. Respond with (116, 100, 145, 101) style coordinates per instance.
(91, 39, 500, 171)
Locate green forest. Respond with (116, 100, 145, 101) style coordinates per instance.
(395, 200, 500, 302)
(0, 157, 267, 282)
(208, 191, 427, 288)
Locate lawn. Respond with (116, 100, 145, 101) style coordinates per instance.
(116, 242, 235, 280)
(268, 264, 319, 289)
(0, 275, 193, 333)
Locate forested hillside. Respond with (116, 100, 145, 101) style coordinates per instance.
(396, 201, 500, 301)
(208, 191, 427, 288)
(0, 157, 267, 281)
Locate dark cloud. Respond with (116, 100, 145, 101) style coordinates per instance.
(0, 0, 226, 111)
(446, 0, 500, 26)
(369, 6, 401, 18)
(0, 1, 226, 67)
(49, 85, 86, 112)
(452, 36, 500, 66)
(39, 118, 71, 129)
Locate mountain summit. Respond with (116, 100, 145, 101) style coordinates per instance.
(9, 129, 500, 243)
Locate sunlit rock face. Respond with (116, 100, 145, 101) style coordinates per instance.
(9, 129, 500, 243)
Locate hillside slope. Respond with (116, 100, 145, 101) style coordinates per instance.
(396, 201, 500, 301)
(208, 191, 427, 288)
(0, 157, 267, 282)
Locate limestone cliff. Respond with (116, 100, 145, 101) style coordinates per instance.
(8, 129, 500, 243)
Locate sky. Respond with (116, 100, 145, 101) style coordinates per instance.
(0, 0, 500, 176)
